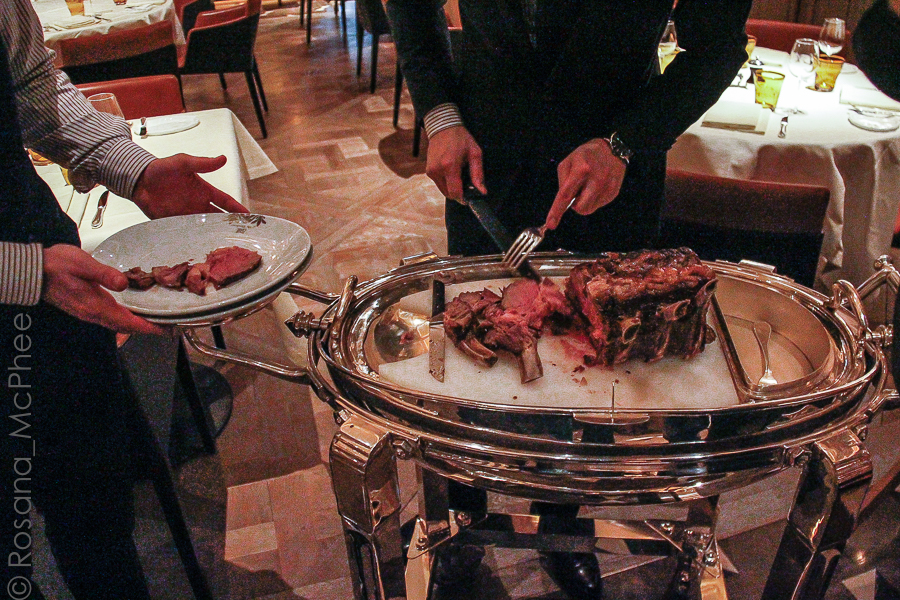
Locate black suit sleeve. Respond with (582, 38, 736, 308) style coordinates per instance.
(385, 0, 456, 120)
(853, 0, 900, 102)
(610, 0, 753, 154)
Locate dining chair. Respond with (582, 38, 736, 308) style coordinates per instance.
(174, 0, 215, 34)
(658, 169, 830, 288)
(745, 18, 826, 53)
(179, 0, 268, 137)
(355, 0, 392, 94)
(57, 20, 180, 85)
(301, 0, 346, 44)
(76, 75, 186, 119)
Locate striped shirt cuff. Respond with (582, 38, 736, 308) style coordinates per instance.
(96, 138, 158, 199)
(1, 242, 43, 306)
(423, 103, 464, 138)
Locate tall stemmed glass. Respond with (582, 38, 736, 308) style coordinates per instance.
(783, 38, 818, 114)
(818, 18, 845, 57)
(658, 20, 678, 73)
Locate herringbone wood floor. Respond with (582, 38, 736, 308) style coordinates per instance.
(34, 3, 900, 599)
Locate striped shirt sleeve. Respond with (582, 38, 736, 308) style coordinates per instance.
(1, 0, 156, 200)
(0, 243, 43, 306)
(423, 102, 465, 138)
(1, 0, 157, 306)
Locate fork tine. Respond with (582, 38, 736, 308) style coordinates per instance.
(502, 233, 532, 265)
(509, 235, 542, 268)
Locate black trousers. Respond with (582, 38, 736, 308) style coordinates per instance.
(1, 303, 151, 600)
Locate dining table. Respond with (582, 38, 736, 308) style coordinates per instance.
(668, 46, 900, 292)
(33, 0, 186, 56)
(36, 107, 276, 252)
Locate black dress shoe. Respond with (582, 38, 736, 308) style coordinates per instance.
(539, 551, 603, 600)
(434, 543, 486, 588)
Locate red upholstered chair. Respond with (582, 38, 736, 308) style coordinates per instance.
(57, 20, 180, 85)
(658, 169, 830, 288)
(174, 0, 214, 34)
(745, 18, 825, 53)
(179, 0, 268, 137)
(76, 75, 185, 120)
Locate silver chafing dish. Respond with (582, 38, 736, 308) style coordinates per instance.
(185, 252, 900, 600)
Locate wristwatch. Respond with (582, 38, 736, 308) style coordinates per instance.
(605, 132, 634, 166)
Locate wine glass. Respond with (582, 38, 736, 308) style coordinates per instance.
(782, 38, 818, 114)
(87, 92, 125, 119)
(658, 20, 678, 73)
(818, 18, 845, 57)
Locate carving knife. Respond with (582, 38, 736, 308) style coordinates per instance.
(463, 186, 541, 280)
(428, 278, 446, 382)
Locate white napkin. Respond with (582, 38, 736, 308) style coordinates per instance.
(701, 101, 769, 134)
(54, 15, 98, 28)
(840, 87, 900, 113)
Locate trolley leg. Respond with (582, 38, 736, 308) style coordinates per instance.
(762, 429, 873, 600)
(329, 417, 406, 600)
(664, 496, 727, 600)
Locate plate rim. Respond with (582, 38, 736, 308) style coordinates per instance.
(92, 213, 311, 316)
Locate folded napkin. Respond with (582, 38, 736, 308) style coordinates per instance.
(701, 101, 769, 134)
(54, 15, 98, 29)
(840, 87, 900, 113)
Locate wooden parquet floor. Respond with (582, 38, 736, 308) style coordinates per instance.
(33, 3, 900, 599)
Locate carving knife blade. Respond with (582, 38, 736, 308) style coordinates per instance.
(464, 193, 541, 280)
(428, 278, 446, 382)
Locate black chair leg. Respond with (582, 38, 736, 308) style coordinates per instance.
(413, 117, 423, 157)
(306, 0, 313, 43)
(370, 33, 380, 93)
(340, 0, 347, 41)
(298, 0, 304, 25)
(218, 73, 227, 90)
(356, 22, 364, 77)
(251, 57, 268, 112)
(176, 339, 217, 455)
(245, 70, 268, 138)
(393, 62, 403, 127)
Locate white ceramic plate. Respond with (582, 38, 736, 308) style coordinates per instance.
(92, 213, 312, 317)
(134, 115, 200, 136)
(848, 112, 900, 132)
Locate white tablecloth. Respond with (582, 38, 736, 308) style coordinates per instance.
(37, 108, 277, 252)
(34, 0, 186, 55)
(668, 47, 900, 290)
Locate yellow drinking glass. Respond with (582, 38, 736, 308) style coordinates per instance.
(743, 35, 757, 68)
(66, 1, 85, 15)
(754, 70, 785, 110)
(814, 55, 844, 92)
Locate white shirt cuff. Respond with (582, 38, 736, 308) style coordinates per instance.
(1, 242, 43, 306)
(423, 102, 464, 138)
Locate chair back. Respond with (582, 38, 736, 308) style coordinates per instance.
(76, 75, 185, 120)
(58, 20, 178, 84)
(181, 8, 259, 74)
(658, 169, 830, 287)
(745, 18, 823, 53)
(355, 0, 391, 36)
(174, 0, 214, 33)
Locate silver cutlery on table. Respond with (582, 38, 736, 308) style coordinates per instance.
(91, 190, 109, 229)
(778, 115, 788, 138)
(752, 321, 777, 387)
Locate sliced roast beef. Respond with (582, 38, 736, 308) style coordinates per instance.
(185, 263, 211, 296)
(123, 266, 155, 290)
(206, 246, 262, 288)
(151, 262, 191, 289)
